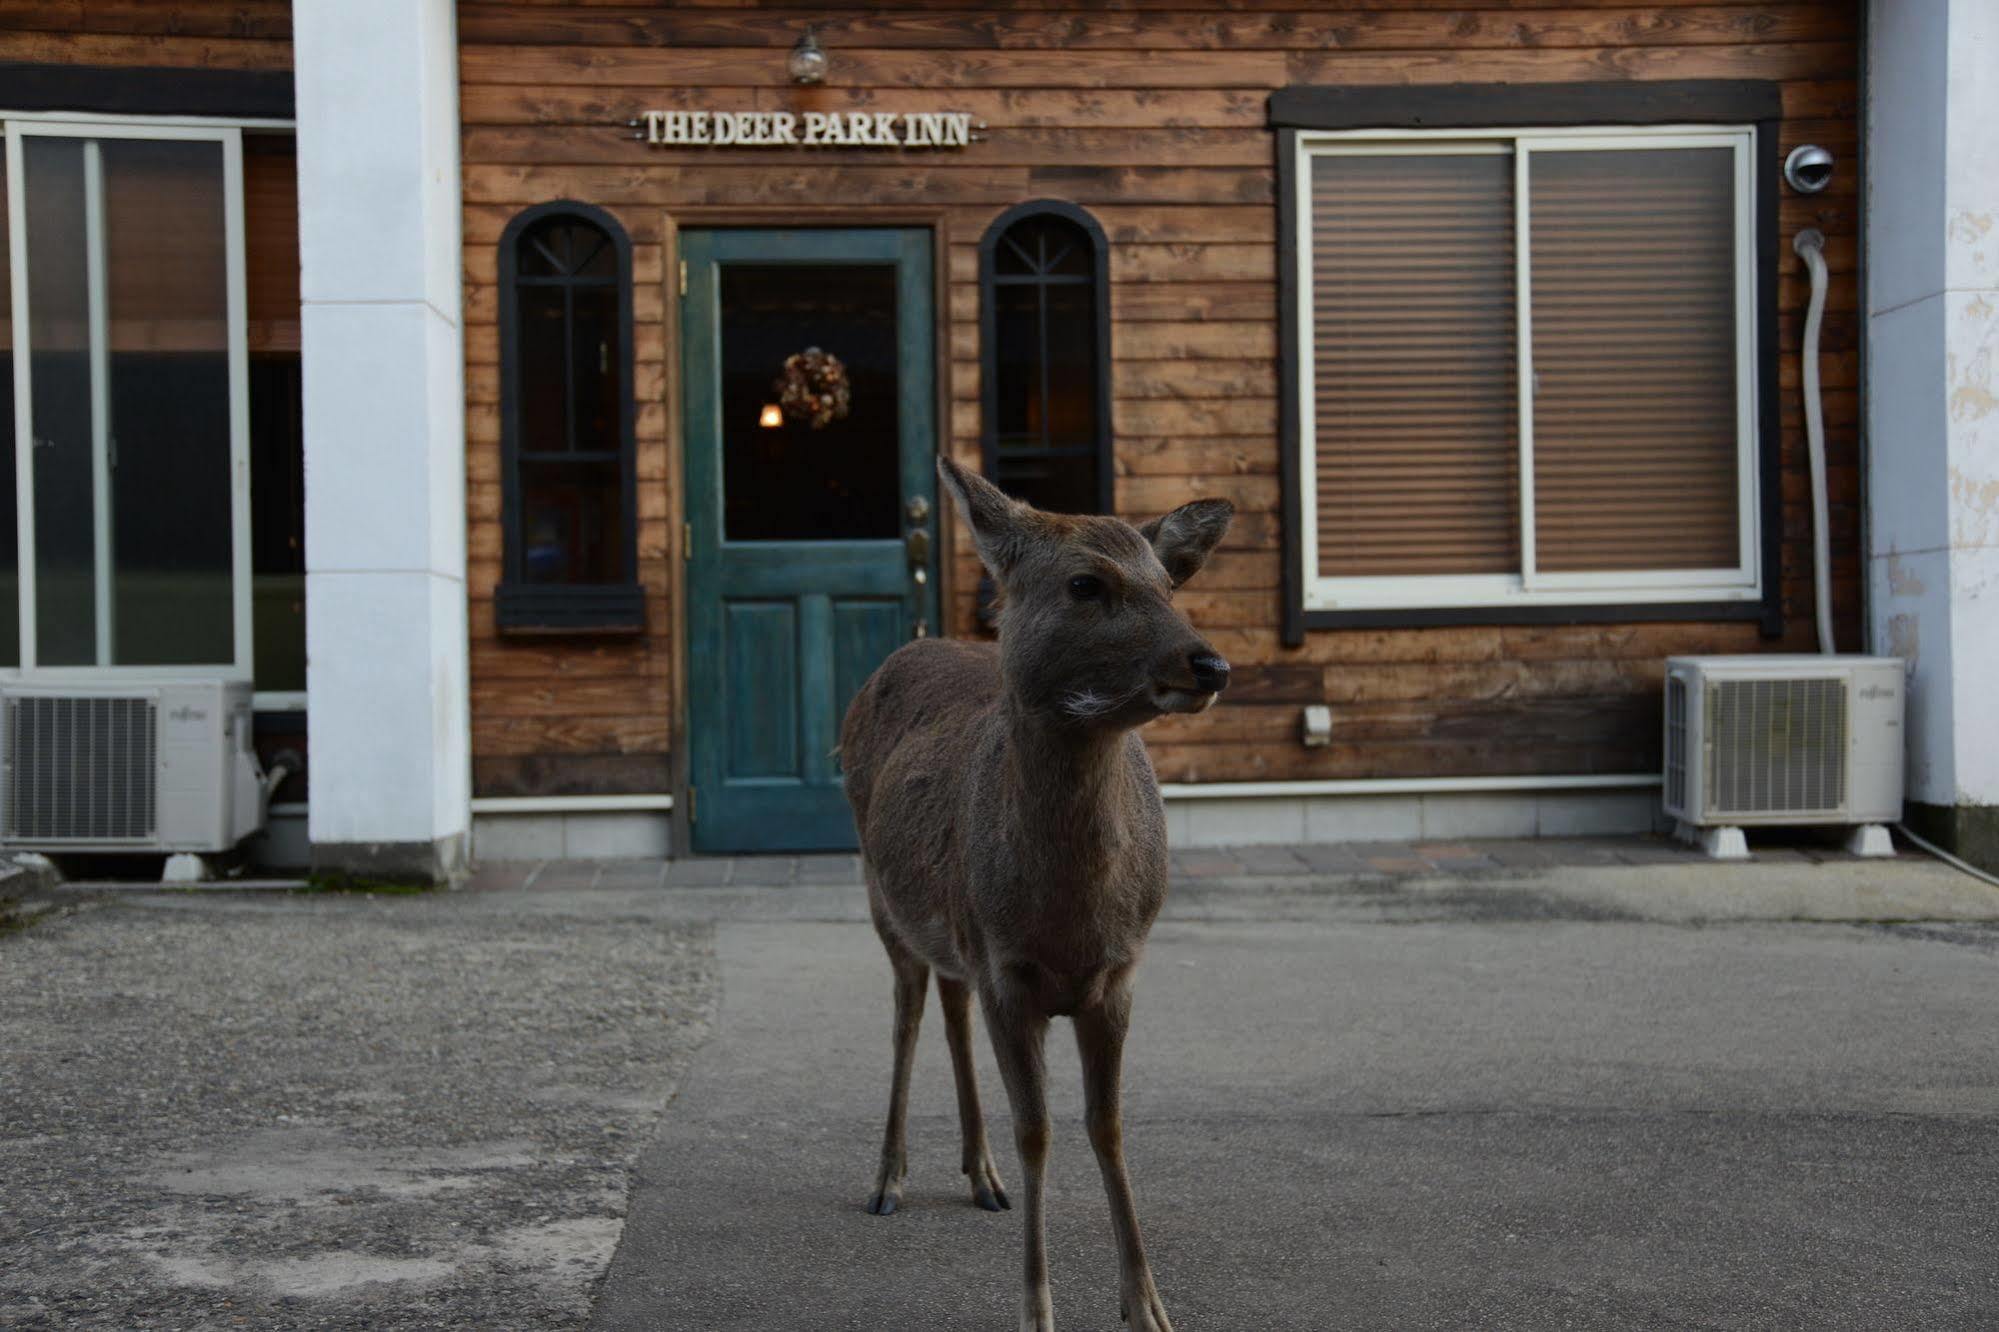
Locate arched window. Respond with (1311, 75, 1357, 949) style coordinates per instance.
(496, 201, 642, 632)
(979, 201, 1112, 515)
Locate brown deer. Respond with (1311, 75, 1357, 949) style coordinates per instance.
(841, 456, 1232, 1332)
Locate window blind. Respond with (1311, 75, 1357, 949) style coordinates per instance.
(1528, 147, 1740, 574)
(1310, 152, 1518, 577)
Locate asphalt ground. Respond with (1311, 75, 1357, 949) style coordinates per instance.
(4, 849, 1998, 1330)
(593, 861, 1999, 1332)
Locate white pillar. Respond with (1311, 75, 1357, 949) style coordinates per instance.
(1866, 0, 1999, 865)
(294, 0, 470, 880)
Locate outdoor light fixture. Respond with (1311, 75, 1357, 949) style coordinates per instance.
(759, 403, 784, 428)
(788, 28, 828, 85)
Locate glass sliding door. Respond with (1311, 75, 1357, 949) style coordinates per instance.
(4, 122, 248, 677)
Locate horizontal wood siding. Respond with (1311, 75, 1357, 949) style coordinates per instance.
(458, 0, 1861, 793)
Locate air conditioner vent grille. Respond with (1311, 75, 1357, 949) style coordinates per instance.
(4, 694, 157, 842)
(1664, 674, 1689, 812)
(1706, 677, 1846, 816)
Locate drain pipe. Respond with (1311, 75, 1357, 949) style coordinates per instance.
(1792, 227, 1836, 656)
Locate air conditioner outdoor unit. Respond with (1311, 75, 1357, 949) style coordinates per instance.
(1662, 655, 1904, 860)
(0, 680, 266, 855)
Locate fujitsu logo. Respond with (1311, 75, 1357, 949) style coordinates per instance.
(168, 706, 208, 723)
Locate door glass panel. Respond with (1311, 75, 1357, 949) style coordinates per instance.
(21, 134, 234, 668)
(22, 137, 94, 666)
(720, 263, 899, 541)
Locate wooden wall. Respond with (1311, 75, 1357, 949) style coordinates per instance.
(0, 3, 290, 64)
(457, 0, 1861, 794)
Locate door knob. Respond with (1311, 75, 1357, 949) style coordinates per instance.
(906, 495, 931, 523)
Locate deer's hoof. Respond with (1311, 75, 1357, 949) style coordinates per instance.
(968, 1158, 1010, 1211)
(865, 1188, 901, 1216)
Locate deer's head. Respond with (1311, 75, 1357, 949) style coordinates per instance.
(939, 456, 1233, 729)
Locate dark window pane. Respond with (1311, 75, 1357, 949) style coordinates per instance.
(985, 210, 1107, 514)
(506, 208, 632, 594)
(520, 459, 623, 584)
(518, 285, 566, 451)
(994, 229, 1037, 277)
(1043, 282, 1097, 449)
(720, 263, 899, 542)
(103, 138, 232, 667)
(518, 217, 614, 279)
(992, 283, 1039, 445)
(998, 457, 1097, 516)
(570, 283, 620, 453)
(23, 136, 95, 666)
(994, 215, 1090, 277)
(110, 354, 233, 666)
(0, 156, 16, 666)
(250, 355, 305, 692)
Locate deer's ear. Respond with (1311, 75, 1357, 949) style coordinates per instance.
(938, 455, 1030, 578)
(1140, 499, 1234, 588)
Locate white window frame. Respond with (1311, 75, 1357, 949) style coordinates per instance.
(1293, 124, 1760, 614)
(3, 115, 257, 684)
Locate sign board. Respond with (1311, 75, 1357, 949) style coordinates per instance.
(636, 109, 975, 149)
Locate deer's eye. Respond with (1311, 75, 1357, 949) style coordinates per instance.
(1068, 575, 1105, 601)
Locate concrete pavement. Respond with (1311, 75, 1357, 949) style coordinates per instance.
(593, 854, 1999, 1331)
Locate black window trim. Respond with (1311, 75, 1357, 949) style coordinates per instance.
(1272, 80, 1783, 644)
(977, 199, 1115, 517)
(0, 63, 294, 119)
(495, 199, 644, 634)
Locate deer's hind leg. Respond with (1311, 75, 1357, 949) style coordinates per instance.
(866, 923, 929, 1216)
(937, 975, 1009, 1212)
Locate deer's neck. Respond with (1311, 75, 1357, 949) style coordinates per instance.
(995, 697, 1139, 840)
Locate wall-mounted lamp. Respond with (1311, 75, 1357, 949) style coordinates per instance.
(759, 403, 784, 428)
(788, 28, 828, 85)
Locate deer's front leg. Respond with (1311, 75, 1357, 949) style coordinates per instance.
(981, 980, 1054, 1331)
(1075, 978, 1173, 1332)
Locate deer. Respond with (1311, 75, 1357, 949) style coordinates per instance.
(840, 456, 1233, 1332)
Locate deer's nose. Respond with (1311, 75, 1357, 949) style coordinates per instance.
(1189, 652, 1231, 694)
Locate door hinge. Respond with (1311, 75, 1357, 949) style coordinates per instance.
(678, 259, 687, 297)
(686, 786, 697, 822)
(682, 520, 693, 557)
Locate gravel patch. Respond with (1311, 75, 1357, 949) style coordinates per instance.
(0, 890, 716, 1331)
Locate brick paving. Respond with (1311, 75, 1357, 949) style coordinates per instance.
(466, 832, 1905, 894)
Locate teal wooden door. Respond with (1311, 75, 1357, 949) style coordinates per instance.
(681, 229, 939, 852)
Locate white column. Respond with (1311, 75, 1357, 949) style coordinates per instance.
(1866, 0, 1999, 863)
(294, 0, 470, 880)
